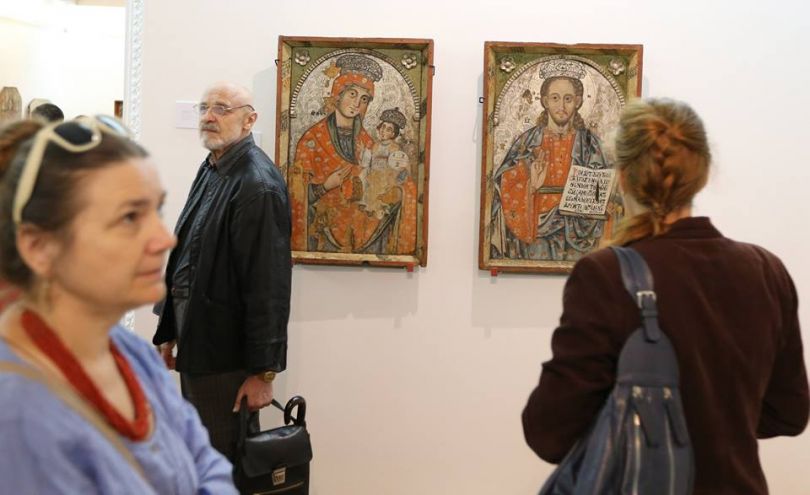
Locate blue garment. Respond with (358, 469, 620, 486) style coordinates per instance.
(0, 325, 238, 495)
(490, 124, 611, 261)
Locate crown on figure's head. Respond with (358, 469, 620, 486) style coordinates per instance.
(538, 59, 586, 80)
(379, 107, 407, 130)
(335, 54, 383, 82)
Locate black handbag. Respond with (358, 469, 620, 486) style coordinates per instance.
(539, 246, 694, 495)
(234, 396, 313, 495)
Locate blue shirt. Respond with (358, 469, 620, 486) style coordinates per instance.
(0, 325, 238, 494)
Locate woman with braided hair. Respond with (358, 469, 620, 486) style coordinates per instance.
(522, 98, 808, 494)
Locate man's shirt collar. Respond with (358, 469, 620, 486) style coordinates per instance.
(205, 134, 254, 175)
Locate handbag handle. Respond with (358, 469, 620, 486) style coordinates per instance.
(282, 396, 306, 427)
(237, 395, 308, 446)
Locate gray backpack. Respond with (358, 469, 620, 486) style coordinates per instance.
(539, 246, 694, 495)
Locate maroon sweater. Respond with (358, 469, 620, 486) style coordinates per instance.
(522, 217, 809, 494)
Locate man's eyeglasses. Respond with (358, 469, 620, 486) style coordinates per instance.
(193, 103, 255, 117)
(13, 115, 132, 225)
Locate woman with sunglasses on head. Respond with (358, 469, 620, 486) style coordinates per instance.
(522, 99, 808, 494)
(0, 117, 237, 494)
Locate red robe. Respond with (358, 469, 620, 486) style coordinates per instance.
(499, 131, 576, 243)
(289, 117, 417, 254)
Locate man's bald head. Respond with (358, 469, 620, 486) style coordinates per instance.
(202, 82, 254, 107)
(198, 82, 258, 160)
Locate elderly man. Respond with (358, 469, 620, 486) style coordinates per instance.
(153, 82, 291, 462)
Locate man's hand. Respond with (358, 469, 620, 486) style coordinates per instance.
(323, 166, 351, 191)
(528, 148, 548, 192)
(233, 375, 274, 412)
(157, 340, 176, 370)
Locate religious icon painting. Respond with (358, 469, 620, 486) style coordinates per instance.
(478, 42, 643, 274)
(276, 37, 434, 268)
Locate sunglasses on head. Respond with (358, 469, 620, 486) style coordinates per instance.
(13, 115, 133, 225)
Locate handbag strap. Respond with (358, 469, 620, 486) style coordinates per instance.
(237, 398, 285, 437)
(610, 246, 662, 342)
(238, 396, 280, 448)
(237, 396, 307, 449)
(0, 360, 149, 484)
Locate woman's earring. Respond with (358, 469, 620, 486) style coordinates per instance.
(38, 278, 52, 309)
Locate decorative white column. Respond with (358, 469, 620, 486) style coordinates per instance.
(121, 0, 145, 330)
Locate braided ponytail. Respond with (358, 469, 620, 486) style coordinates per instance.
(610, 99, 710, 245)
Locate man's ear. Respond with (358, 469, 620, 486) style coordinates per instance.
(575, 95, 583, 109)
(15, 225, 61, 280)
(243, 111, 258, 131)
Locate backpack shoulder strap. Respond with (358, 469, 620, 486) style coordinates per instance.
(609, 246, 662, 342)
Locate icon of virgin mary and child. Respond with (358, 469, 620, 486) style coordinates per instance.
(290, 53, 417, 255)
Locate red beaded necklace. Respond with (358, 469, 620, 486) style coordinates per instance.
(20, 309, 151, 441)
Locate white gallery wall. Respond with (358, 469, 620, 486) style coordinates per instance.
(133, 1, 810, 493)
(0, 2, 125, 119)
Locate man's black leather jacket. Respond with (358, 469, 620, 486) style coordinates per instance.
(153, 135, 291, 374)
